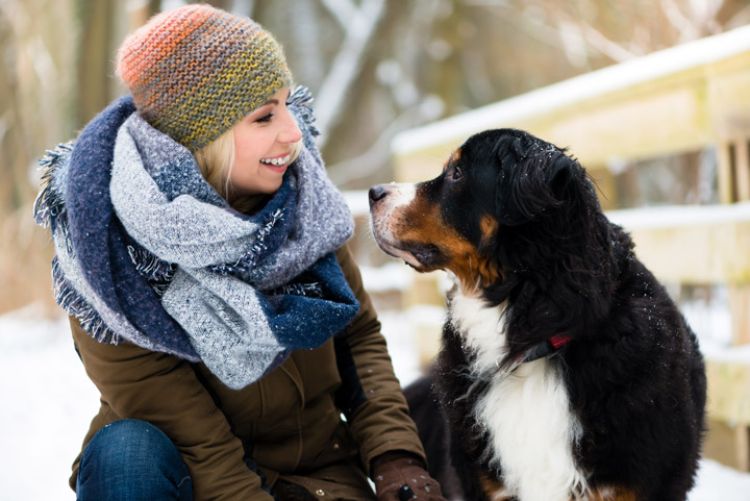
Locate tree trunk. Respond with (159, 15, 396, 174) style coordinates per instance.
(75, 0, 116, 128)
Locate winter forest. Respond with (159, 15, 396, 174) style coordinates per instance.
(3, 0, 750, 499)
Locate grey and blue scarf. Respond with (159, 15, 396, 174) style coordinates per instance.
(34, 88, 359, 389)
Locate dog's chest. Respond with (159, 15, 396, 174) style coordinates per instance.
(449, 292, 588, 501)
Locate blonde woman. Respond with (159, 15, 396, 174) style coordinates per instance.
(34, 5, 445, 501)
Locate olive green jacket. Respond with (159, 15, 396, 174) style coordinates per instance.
(69, 245, 425, 500)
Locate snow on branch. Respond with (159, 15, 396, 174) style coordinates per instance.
(315, 0, 386, 147)
(577, 23, 640, 62)
(318, 0, 357, 29)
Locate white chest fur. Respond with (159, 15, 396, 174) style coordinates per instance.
(449, 291, 588, 501)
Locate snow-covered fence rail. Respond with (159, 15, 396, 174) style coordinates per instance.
(609, 204, 750, 352)
(609, 203, 750, 345)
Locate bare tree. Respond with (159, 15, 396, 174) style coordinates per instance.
(76, 0, 117, 127)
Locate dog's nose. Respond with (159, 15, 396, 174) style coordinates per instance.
(368, 184, 391, 206)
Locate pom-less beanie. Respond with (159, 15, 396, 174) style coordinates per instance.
(116, 4, 293, 151)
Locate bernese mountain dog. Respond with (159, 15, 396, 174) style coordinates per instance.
(369, 129, 706, 501)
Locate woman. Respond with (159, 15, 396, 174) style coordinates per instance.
(34, 5, 445, 500)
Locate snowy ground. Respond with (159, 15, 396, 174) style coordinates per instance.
(2, 305, 750, 500)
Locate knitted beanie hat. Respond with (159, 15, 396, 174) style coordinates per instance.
(116, 4, 293, 151)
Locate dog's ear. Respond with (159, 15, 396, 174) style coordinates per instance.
(547, 151, 578, 200)
(495, 135, 567, 226)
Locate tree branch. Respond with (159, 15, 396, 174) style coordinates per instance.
(314, 0, 386, 147)
(660, 0, 699, 42)
(577, 22, 640, 61)
(318, 0, 356, 29)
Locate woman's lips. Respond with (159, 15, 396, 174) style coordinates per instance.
(260, 153, 292, 173)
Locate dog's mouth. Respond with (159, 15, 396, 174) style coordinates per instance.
(373, 237, 443, 271)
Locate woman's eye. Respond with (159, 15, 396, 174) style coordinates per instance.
(450, 165, 464, 181)
(255, 113, 273, 123)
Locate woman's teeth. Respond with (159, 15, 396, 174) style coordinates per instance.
(260, 155, 290, 166)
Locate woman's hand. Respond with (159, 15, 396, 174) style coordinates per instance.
(371, 451, 447, 501)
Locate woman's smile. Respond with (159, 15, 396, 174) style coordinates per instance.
(260, 152, 293, 173)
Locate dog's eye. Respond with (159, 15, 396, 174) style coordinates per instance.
(449, 165, 464, 181)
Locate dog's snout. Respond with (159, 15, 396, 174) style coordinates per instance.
(368, 184, 392, 206)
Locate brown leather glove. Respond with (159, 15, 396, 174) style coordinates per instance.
(371, 451, 447, 501)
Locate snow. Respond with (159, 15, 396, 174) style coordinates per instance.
(358, 263, 415, 292)
(681, 291, 734, 349)
(689, 459, 750, 501)
(701, 341, 750, 364)
(0, 305, 99, 500)
(2, 302, 749, 499)
(607, 202, 750, 230)
(392, 24, 750, 155)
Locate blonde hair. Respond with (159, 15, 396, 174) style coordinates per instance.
(194, 128, 236, 200)
(194, 128, 303, 213)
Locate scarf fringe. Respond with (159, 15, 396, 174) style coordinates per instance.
(210, 208, 284, 278)
(126, 244, 176, 288)
(33, 142, 75, 253)
(34, 141, 74, 228)
(51, 256, 122, 345)
(270, 282, 324, 298)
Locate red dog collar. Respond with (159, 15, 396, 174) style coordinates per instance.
(519, 334, 572, 364)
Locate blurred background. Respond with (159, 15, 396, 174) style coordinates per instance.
(3, 0, 750, 499)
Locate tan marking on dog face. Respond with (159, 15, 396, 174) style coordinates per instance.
(477, 215, 501, 285)
(479, 472, 512, 501)
(480, 214, 499, 241)
(396, 197, 500, 292)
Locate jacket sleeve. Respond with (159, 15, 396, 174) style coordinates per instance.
(70, 318, 274, 501)
(334, 245, 426, 474)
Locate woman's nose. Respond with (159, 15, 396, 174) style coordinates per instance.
(279, 110, 302, 144)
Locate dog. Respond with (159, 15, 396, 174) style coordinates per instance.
(369, 129, 706, 501)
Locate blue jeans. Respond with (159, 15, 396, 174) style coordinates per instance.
(76, 419, 193, 500)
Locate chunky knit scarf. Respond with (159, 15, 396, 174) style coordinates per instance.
(34, 88, 359, 389)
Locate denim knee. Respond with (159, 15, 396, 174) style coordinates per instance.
(76, 419, 192, 501)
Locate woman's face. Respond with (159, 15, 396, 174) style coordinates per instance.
(229, 87, 302, 197)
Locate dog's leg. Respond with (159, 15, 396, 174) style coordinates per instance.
(435, 325, 492, 500)
(446, 426, 491, 501)
(404, 376, 463, 499)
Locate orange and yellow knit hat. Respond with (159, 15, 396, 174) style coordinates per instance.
(116, 4, 293, 151)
